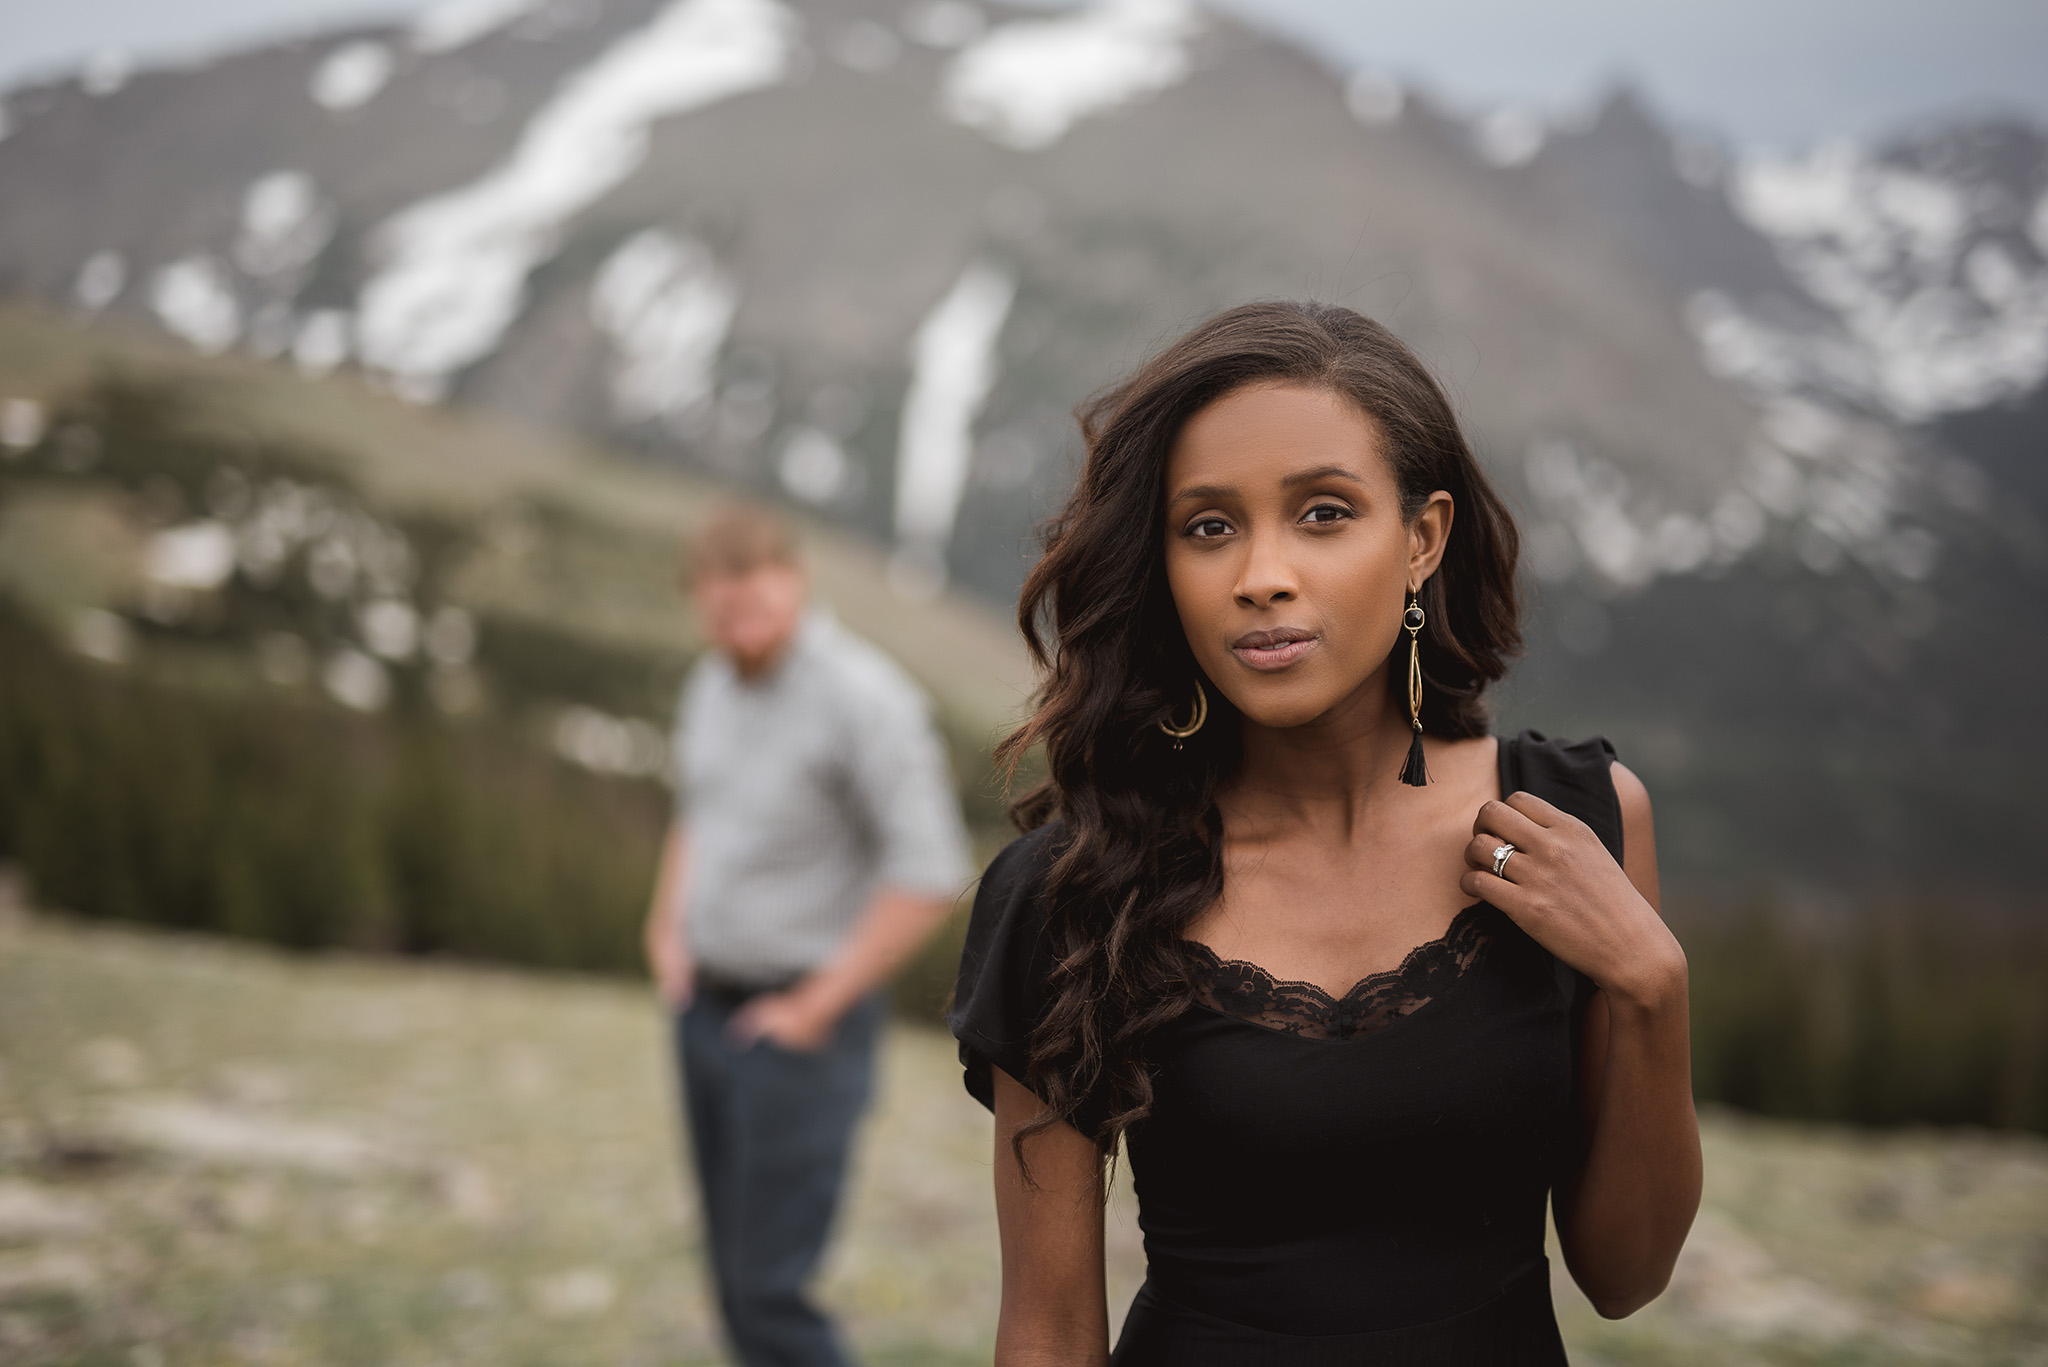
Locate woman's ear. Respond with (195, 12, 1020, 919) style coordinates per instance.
(1407, 491, 1454, 589)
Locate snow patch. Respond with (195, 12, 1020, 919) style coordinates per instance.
(554, 706, 668, 778)
(324, 648, 392, 711)
(82, 49, 132, 97)
(70, 610, 133, 665)
(941, 0, 1202, 152)
(146, 522, 238, 591)
(74, 252, 126, 311)
(1523, 440, 1659, 590)
(310, 41, 395, 111)
(359, 599, 420, 660)
(893, 261, 1015, 585)
(778, 426, 853, 504)
(424, 606, 477, 666)
(357, 0, 796, 401)
(0, 398, 45, 452)
(1343, 70, 1402, 126)
(1717, 140, 2048, 420)
(413, 0, 549, 53)
(294, 310, 353, 376)
(902, 1, 986, 49)
(150, 256, 240, 355)
(235, 172, 335, 277)
(1475, 106, 1545, 167)
(1521, 403, 1922, 594)
(589, 229, 737, 424)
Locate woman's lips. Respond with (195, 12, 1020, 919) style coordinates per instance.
(1229, 629, 1318, 671)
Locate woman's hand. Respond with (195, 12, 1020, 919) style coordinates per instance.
(1460, 790, 1685, 1008)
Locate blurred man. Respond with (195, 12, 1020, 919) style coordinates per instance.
(644, 503, 969, 1367)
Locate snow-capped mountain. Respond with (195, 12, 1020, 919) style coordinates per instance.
(1705, 122, 2048, 424)
(0, 0, 2042, 894)
(0, 0, 1765, 601)
(1524, 95, 2047, 895)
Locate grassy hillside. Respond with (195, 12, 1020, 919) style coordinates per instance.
(1, 914, 2044, 1366)
(0, 301, 1035, 739)
(0, 302, 1028, 1003)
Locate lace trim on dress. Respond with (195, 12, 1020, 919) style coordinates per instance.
(1183, 904, 1495, 1040)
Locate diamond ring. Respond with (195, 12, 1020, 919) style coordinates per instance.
(1492, 843, 1516, 877)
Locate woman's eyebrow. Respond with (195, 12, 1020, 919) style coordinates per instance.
(1168, 482, 1235, 507)
(1280, 464, 1365, 489)
(1170, 465, 1364, 507)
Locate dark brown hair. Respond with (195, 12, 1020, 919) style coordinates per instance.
(997, 300, 1522, 1162)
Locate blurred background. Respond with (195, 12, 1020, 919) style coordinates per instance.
(0, 0, 2044, 1362)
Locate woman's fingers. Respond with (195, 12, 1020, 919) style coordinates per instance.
(1460, 868, 1533, 917)
(1471, 792, 1597, 880)
(1465, 831, 1525, 875)
(1503, 789, 1570, 828)
(1472, 796, 1547, 846)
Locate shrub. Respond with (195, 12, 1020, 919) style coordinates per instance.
(0, 601, 666, 973)
(1682, 901, 2048, 1133)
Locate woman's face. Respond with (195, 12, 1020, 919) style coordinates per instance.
(1163, 382, 1451, 731)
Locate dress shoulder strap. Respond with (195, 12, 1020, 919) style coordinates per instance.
(1497, 730, 1623, 863)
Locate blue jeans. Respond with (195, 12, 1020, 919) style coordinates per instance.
(676, 989, 884, 1367)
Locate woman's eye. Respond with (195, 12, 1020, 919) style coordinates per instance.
(1302, 503, 1352, 525)
(1187, 516, 1233, 539)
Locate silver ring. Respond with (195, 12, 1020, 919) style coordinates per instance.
(1491, 843, 1516, 877)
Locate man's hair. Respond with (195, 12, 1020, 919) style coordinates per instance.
(683, 501, 801, 585)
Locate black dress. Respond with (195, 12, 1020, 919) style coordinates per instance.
(949, 732, 1623, 1366)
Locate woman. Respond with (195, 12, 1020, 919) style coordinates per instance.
(950, 301, 1701, 1364)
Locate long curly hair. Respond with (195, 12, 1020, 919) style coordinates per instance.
(997, 300, 1523, 1161)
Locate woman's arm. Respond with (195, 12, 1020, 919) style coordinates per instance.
(1462, 763, 1702, 1318)
(991, 1068, 1111, 1366)
(1551, 764, 1702, 1316)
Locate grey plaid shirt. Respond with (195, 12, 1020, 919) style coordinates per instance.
(672, 611, 971, 984)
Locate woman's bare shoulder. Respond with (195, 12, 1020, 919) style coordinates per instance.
(1433, 732, 1501, 787)
(1607, 760, 1661, 911)
(1608, 760, 1653, 827)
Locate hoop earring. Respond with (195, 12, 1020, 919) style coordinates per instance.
(1158, 680, 1208, 751)
(1398, 593, 1430, 787)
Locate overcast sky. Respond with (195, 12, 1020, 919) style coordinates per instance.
(1, 0, 2042, 149)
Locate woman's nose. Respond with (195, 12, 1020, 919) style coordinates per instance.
(1233, 532, 1297, 607)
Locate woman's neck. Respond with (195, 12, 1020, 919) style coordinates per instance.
(1227, 673, 1418, 836)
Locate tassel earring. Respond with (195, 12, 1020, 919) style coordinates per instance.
(1399, 593, 1430, 787)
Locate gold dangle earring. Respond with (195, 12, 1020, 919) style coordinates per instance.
(1158, 680, 1208, 752)
(1398, 593, 1429, 786)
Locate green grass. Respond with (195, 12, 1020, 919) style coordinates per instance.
(2, 915, 2045, 1366)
